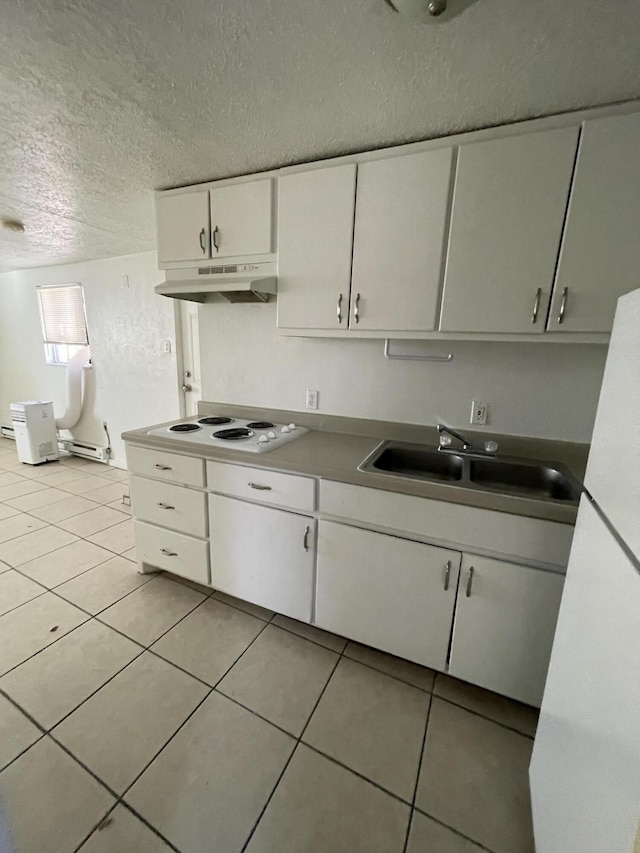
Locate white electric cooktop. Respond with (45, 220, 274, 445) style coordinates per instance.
(146, 416, 307, 453)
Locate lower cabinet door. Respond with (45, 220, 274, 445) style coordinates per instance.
(449, 554, 565, 707)
(316, 521, 461, 670)
(208, 494, 315, 622)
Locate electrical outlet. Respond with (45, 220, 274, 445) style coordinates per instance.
(162, 340, 172, 354)
(470, 400, 488, 426)
(306, 389, 319, 410)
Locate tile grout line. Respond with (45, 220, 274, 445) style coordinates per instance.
(402, 688, 434, 853)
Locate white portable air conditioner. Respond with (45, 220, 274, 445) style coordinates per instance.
(10, 401, 60, 464)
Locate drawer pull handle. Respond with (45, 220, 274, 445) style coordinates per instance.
(154, 463, 172, 471)
(303, 525, 310, 551)
(156, 502, 175, 510)
(248, 482, 272, 491)
(444, 560, 451, 591)
(161, 548, 177, 557)
(466, 566, 474, 598)
(531, 287, 542, 324)
(557, 286, 569, 325)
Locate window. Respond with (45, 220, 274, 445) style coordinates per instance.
(37, 284, 90, 366)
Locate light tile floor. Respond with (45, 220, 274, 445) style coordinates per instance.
(0, 438, 538, 853)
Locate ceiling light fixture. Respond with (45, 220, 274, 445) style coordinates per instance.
(1, 219, 25, 233)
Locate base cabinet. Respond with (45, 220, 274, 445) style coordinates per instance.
(316, 521, 461, 670)
(208, 494, 315, 622)
(449, 555, 564, 706)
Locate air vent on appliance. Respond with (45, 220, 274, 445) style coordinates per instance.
(198, 265, 239, 275)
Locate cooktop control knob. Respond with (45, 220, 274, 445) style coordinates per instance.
(288, 423, 296, 430)
(258, 435, 269, 443)
(281, 425, 290, 433)
(267, 431, 276, 439)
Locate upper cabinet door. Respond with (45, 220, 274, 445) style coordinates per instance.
(209, 179, 273, 259)
(277, 165, 356, 331)
(349, 149, 454, 332)
(156, 190, 210, 265)
(547, 113, 640, 334)
(439, 127, 579, 334)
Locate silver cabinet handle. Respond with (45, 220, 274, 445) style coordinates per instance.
(161, 548, 177, 556)
(531, 288, 542, 324)
(156, 502, 175, 510)
(466, 566, 475, 597)
(444, 560, 451, 591)
(154, 463, 172, 471)
(248, 482, 272, 491)
(557, 286, 568, 324)
(337, 293, 343, 324)
(199, 227, 206, 254)
(303, 525, 310, 551)
(353, 293, 360, 324)
(212, 226, 220, 253)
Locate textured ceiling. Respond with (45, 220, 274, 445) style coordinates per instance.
(1, 0, 640, 272)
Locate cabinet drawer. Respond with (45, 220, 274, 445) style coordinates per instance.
(133, 520, 209, 584)
(206, 460, 316, 512)
(126, 445, 204, 487)
(129, 475, 207, 538)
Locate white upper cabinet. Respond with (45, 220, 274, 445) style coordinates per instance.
(349, 149, 454, 332)
(547, 112, 640, 333)
(156, 190, 210, 265)
(439, 127, 580, 334)
(277, 165, 356, 331)
(209, 179, 273, 260)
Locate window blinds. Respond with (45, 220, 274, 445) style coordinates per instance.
(37, 284, 89, 345)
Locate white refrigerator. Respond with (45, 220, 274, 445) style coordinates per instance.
(530, 286, 640, 852)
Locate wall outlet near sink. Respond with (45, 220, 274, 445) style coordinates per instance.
(471, 400, 489, 425)
(306, 389, 319, 410)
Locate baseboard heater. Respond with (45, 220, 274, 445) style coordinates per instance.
(0, 425, 110, 462)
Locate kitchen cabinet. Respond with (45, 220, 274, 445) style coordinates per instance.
(133, 520, 210, 584)
(316, 521, 461, 669)
(546, 112, 640, 333)
(208, 493, 315, 622)
(448, 554, 564, 706)
(209, 179, 273, 260)
(439, 127, 579, 334)
(277, 164, 356, 331)
(156, 190, 210, 265)
(350, 149, 454, 332)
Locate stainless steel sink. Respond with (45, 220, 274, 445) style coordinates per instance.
(358, 440, 582, 504)
(363, 445, 464, 483)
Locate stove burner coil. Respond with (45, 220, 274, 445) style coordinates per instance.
(212, 427, 254, 441)
(198, 417, 234, 425)
(246, 421, 275, 430)
(169, 423, 201, 433)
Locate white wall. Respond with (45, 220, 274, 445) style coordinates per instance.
(199, 303, 607, 443)
(0, 251, 180, 464)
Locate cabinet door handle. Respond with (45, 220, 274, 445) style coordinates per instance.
(531, 288, 542, 324)
(154, 463, 172, 471)
(557, 286, 569, 324)
(212, 226, 220, 253)
(199, 227, 206, 254)
(443, 560, 451, 591)
(337, 293, 343, 324)
(303, 525, 310, 551)
(156, 502, 175, 510)
(248, 482, 272, 491)
(161, 548, 177, 557)
(466, 566, 475, 597)
(353, 293, 360, 324)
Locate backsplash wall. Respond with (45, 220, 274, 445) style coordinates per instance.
(199, 302, 607, 444)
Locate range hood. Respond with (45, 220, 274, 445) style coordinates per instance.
(155, 262, 277, 304)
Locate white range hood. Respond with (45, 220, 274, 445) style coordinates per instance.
(156, 262, 277, 304)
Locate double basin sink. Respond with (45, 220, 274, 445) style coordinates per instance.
(358, 441, 581, 504)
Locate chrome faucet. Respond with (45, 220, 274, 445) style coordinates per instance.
(437, 423, 499, 457)
(437, 423, 473, 451)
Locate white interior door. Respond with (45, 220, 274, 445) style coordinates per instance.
(179, 301, 202, 418)
(530, 496, 640, 853)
